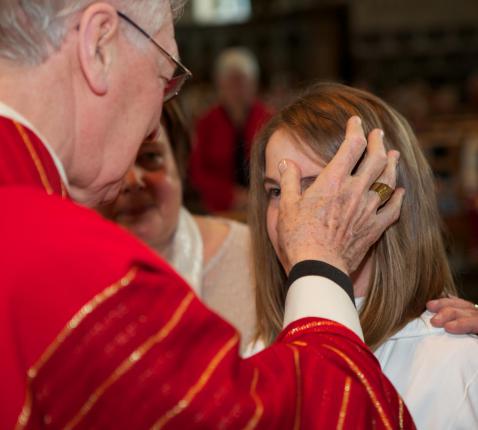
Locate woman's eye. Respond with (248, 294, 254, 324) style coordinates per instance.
(266, 187, 281, 200)
(137, 152, 164, 171)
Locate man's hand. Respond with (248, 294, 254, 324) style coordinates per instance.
(427, 296, 478, 334)
(277, 116, 404, 275)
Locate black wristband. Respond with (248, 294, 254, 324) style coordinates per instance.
(286, 260, 355, 307)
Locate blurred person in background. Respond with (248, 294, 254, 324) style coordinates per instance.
(100, 102, 256, 352)
(189, 47, 271, 213)
(248, 82, 478, 429)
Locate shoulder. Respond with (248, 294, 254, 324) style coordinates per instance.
(379, 311, 478, 382)
(194, 215, 230, 266)
(0, 186, 186, 370)
(389, 311, 478, 355)
(0, 186, 167, 284)
(195, 216, 251, 270)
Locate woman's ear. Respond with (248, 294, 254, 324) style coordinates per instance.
(76, 3, 120, 95)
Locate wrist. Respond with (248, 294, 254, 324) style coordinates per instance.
(287, 260, 355, 306)
(290, 253, 349, 275)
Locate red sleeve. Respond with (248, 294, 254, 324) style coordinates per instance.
(1, 188, 414, 430)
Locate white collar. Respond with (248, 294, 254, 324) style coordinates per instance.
(0, 101, 69, 189)
(161, 207, 203, 297)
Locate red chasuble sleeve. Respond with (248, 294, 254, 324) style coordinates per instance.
(0, 117, 415, 429)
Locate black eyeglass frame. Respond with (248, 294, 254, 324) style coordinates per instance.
(117, 11, 192, 102)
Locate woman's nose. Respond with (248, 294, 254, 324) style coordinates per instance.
(122, 166, 146, 193)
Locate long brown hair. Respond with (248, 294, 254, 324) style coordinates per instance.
(249, 82, 456, 350)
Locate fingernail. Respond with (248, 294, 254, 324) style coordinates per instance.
(353, 116, 362, 125)
(380, 130, 385, 138)
(433, 314, 442, 322)
(278, 159, 288, 174)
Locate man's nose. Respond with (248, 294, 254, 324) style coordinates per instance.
(122, 166, 146, 193)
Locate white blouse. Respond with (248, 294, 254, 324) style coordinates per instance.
(371, 305, 478, 429)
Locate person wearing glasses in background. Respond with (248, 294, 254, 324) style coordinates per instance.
(4, 1, 477, 428)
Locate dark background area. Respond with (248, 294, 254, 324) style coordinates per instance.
(175, 0, 478, 303)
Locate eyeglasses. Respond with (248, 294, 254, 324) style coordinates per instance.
(117, 11, 192, 102)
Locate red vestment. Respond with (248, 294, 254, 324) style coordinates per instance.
(0, 116, 415, 429)
(189, 101, 271, 212)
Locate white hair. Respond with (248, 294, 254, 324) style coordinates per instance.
(214, 47, 259, 82)
(0, 0, 187, 64)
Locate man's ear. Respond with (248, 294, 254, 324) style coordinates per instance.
(77, 3, 120, 95)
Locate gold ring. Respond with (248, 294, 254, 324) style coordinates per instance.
(370, 182, 394, 205)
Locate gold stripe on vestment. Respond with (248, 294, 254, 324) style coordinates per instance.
(399, 397, 404, 430)
(15, 267, 138, 429)
(151, 333, 239, 430)
(286, 345, 302, 430)
(337, 377, 352, 430)
(284, 320, 342, 339)
(322, 344, 393, 430)
(14, 121, 54, 195)
(242, 368, 264, 430)
(65, 291, 195, 430)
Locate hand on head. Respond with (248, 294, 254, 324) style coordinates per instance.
(276, 116, 405, 274)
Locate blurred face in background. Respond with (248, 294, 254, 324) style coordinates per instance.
(217, 68, 257, 112)
(101, 123, 182, 252)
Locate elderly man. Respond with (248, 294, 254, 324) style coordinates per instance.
(190, 47, 271, 212)
(0, 1, 414, 429)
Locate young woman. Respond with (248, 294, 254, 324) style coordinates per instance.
(99, 102, 256, 352)
(249, 82, 478, 429)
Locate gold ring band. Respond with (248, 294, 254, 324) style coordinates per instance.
(370, 182, 394, 205)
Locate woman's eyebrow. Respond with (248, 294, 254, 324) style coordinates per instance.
(264, 177, 279, 186)
(263, 176, 318, 186)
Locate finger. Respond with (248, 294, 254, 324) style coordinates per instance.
(427, 296, 476, 312)
(430, 307, 462, 327)
(367, 150, 400, 209)
(325, 116, 367, 180)
(278, 159, 301, 210)
(355, 129, 388, 189)
(373, 187, 405, 235)
(443, 318, 478, 335)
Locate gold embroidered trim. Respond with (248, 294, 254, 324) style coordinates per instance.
(285, 345, 302, 430)
(33, 268, 138, 379)
(152, 333, 239, 430)
(242, 368, 264, 430)
(323, 345, 393, 430)
(337, 377, 352, 430)
(15, 267, 138, 429)
(15, 390, 32, 430)
(284, 321, 342, 339)
(398, 397, 404, 430)
(14, 121, 54, 195)
(60, 180, 67, 199)
(65, 291, 195, 430)
(291, 341, 307, 347)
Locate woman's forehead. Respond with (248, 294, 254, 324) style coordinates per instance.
(265, 129, 326, 178)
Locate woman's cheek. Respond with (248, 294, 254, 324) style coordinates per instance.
(266, 204, 280, 254)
